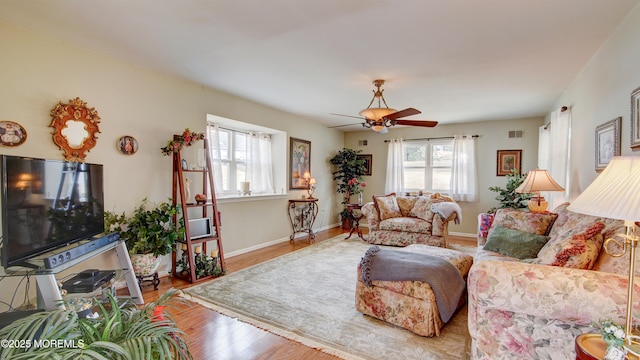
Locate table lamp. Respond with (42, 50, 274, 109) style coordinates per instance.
(515, 169, 565, 213)
(567, 156, 640, 353)
(302, 171, 316, 199)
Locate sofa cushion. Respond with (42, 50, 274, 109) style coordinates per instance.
(396, 196, 418, 217)
(373, 193, 402, 221)
(483, 225, 550, 259)
(379, 217, 432, 233)
(487, 208, 558, 238)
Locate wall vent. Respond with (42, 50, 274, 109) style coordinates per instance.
(358, 140, 368, 146)
(508, 130, 524, 138)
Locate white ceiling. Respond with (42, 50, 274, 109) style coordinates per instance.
(1, 0, 638, 131)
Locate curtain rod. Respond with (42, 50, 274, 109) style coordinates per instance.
(384, 135, 479, 143)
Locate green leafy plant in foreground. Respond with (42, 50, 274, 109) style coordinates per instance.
(0, 288, 192, 360)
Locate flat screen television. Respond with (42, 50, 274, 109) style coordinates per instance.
(1, 155, 105, 269)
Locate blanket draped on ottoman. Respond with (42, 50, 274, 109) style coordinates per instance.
(359, 245, 466, 323)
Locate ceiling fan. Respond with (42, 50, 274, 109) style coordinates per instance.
(330, 79, 438, 133)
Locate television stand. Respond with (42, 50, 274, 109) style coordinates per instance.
(35, 240, 144, 310)
(4, 241, 144, 310)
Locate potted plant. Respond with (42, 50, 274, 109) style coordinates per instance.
(105, 198, 185, 276)
(487, 169, 533, 213)
(329, 148, 368, 229)
(0, 288, 192, 359)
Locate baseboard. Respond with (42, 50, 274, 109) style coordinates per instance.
(450, 231, 476, 238)
(225, 221, 341, 258)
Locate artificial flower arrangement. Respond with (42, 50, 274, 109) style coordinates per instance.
(593, 318, 625, 348)
(161, 128, 205, 156)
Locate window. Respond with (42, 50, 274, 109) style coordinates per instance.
(206, 114, 286, 198)
(403, 140, 453, 192)
(209, 127, 247, 194)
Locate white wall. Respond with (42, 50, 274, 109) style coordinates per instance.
(552, 4, 640, 198)
(343, 117, 544, 235)
(0, 23, 343, 310)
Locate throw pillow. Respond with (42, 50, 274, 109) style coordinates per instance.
(373, 193, 402, 221)
(487, 208, 558, 238)
(409, 196, 435, 221)
(396, 196, 418, 217)
(533, 221, 605, 269)
(483, 225, 550, 259)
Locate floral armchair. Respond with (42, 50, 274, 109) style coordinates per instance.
(361, 193, 460, 248)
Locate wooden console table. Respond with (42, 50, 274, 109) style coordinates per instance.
(288, 199, 318, 244)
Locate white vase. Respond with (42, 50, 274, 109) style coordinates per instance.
(358, 192, 363, 205)
(604, 344, 626, 360)
(130, 253, 162, 276)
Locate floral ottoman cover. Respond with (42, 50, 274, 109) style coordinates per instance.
(355, 244, 473, 337)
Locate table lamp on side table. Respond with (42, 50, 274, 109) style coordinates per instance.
(568, 156, 640, 357)
(515, 169, 565, 213)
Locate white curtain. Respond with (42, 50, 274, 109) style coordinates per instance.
(206, 123, 225, 197)
(449, 135, 477, 202)
(246, 131, 274, 194)
(538, 108, 571, 211)
(385, 139, 404, 194)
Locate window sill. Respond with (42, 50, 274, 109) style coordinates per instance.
(216, 194, 288, 204)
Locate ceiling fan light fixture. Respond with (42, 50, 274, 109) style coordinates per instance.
(371, 122, 386, 132)
(358, 107, 397, 121)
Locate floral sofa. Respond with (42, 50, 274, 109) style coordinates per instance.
(361, 193, 460, 248)
(467, 203, 640, 359)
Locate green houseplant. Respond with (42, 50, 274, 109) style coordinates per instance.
(105, 198, 185, 276)
(329, 148, 368, 227)
(0, 288, 192, 360)
(487, 170, 533, 213)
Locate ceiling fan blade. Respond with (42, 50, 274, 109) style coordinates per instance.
(394, 120, 438, 127)
(330, 113, 365, 120)
(328, 122, 362, 128)
(384, 107, 421, 120)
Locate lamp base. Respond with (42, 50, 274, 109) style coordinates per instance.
(528, 196, 548, 213)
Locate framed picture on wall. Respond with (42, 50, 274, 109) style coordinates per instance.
(496, 149, 522, 176)
(289, 137, 311, 190)
(357, 154, 372, 176)
(631, 86, 640, 148)
(595, 116, 621, 172)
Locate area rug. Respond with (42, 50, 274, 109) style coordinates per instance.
(183, 236, 474, 360)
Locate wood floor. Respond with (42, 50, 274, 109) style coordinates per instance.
(140, 227, 474, 360)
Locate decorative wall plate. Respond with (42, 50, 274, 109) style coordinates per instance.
(117, 135, 138, 155)
(0, 120, 27, 147)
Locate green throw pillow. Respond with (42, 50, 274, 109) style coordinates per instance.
(483, 225, 550, 260)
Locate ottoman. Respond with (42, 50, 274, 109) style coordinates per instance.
(355, 244, 473, 337)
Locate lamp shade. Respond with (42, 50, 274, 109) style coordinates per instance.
(515, 169, 565, 193)
(568, 156, 640, 221)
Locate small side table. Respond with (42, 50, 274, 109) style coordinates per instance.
(288, 199, 319, 244)
(575, 333, 608, 360)
(344, 203, 365, 241)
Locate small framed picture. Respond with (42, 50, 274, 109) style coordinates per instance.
(496, 149, 522, 176)
(116, 135, 138, 155)
(631, 86, 640, 148)
(595, 117, 621, 172)
(181, 159, 188, 170)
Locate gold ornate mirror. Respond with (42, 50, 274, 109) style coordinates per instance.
(50, 97, 101, 162)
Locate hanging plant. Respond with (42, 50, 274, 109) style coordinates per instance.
(161, 128, 205, 156)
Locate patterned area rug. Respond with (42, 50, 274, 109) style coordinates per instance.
(184, 236, 474, 360)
